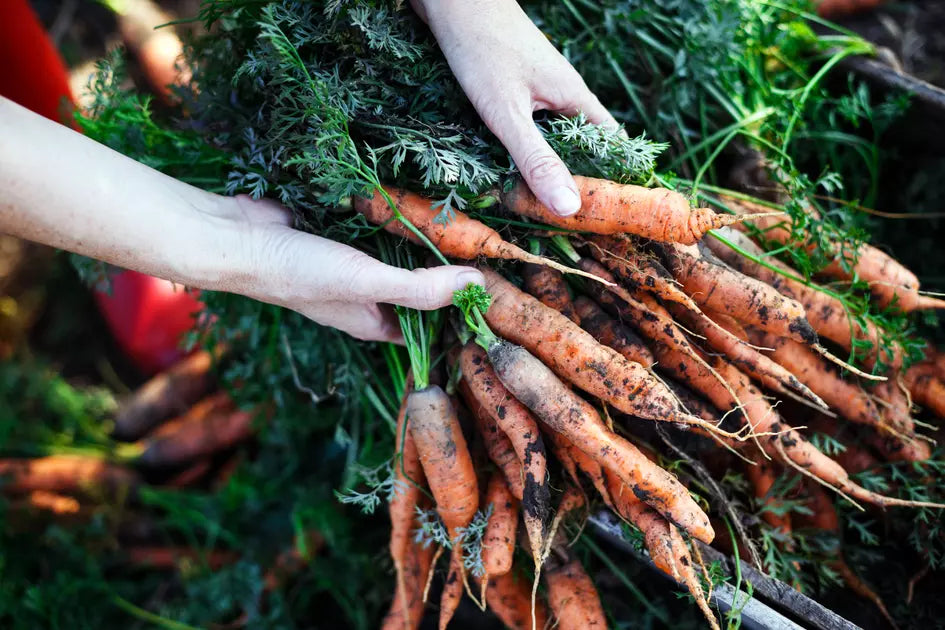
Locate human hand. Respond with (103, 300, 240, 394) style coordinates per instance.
(209, 195, 484, 343)
(413, 0, 618, 217)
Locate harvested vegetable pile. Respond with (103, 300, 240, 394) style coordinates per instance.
(4, 0, 945, 628)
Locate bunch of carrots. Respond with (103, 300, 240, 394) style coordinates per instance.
(354, 174, 945, 629)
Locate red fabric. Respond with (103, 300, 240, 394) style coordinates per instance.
(0, 0, 75, 123)
(1, 0, 204, 375)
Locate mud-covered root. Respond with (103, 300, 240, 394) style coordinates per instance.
(482, 569, 551, 630)
(833, 560, 900, 630)
(544, 554, 608, 629)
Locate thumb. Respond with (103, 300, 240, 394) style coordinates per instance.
(485, 103, 580, 217)
(377, 264, 485, 311)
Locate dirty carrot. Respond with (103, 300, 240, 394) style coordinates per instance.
(523, 263, 581, 324)
(484, 569, 551, 630)
(355, 186, 603, 282)
(479, 472, 519, 603)
(461, 380, 525, 500)
(572, 296, 655, 368)
(545, 431, 613, 510)
(502, 175, 764, 244)
(904, 363, 945, 420)
(382, 512, 436, 630)
(544, 554, 608, 629)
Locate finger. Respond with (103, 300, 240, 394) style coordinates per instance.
(378, 265, 485, 310)
(571, 90, 620, 131)
(310, 301, 404, 344)
(486, 101, 581, 217)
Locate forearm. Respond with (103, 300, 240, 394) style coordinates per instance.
(0, 96, 245, 290)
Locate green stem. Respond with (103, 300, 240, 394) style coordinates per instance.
(581, 536, 670, 622)
(111, 595, 202, 630)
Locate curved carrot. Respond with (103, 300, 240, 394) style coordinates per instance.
(355, 187, 599, 281)
(484, 569, 551, 630)
(460, 343, 551, 568)
(480, 472, 518, 602)
(705, 227, 899, 368)
(544, 555, 607, 629)
(484, 337, 714, 543)
(523, 264, 580, 324)
(572, 296, 655, 368)
(482, 268, 735, 440)
(502, 176, 750, 244)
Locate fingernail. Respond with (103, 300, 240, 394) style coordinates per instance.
(453, 270, 485, 292)
(548, 186, 581, 217)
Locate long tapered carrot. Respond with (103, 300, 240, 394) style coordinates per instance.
(137, 393, 255, 468)
(748, 330, 888, 433)
(544, 554, 608, 629)
(675, 305, 827, 410)
(0, 455, 138, 495)
(390, 378, 426, 628)
(113, 349, 216, 441)
(523, 264, 580, 324)
(438, 549, 465, 630)
(705, 227, 899, 368)
(462, 382, 526, 500)
(502, 175, 761, 244)
(483, 336, 714, 543)
(479, 472, 518, 603)
(572, 296, 655, 368)
(484, 569, 551, 630)
(481, 268, 740, 441)
(355, 187, 602, 282)
(728, 196, 944, 312)
(604, 467, 719, 630)
(460, 343, 550, 569)
(383, 511, 436, 630)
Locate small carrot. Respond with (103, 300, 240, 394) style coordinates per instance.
(479, 472, 519, 603)
(0, 455, 138, 496)
(482, 268, 741, 441)
(705, 227, 899, 368)
(438, 550, 465, 630)
(460, 342, 551, 569)
(572, 296, 655, 368)
(544, 554, 608, 629)
(523, 263, 580, 324)
(355, 187, 601, 282)
(502, 175, 763, 244)
(137, 393, 256, 468)
(484, 569, 551, 630)
(112, 349, 216, 441)
(605, 467, 719, 630)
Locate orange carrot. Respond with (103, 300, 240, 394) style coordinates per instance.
(745, 461, 792, 536)
(481, 335, 714, 543)
(463, 382, 525, 500)
(113, 349, 216, 441)
(502, 176, 754, 244)
(545, 431, 613, 510)
(904, 363, 945, 419)
(482, 268, 737, 440)
(705, 227, 899, 368)
(605, 467, 719, 630)
(438, 550, 465, 630)
(572, 296, 655, 368)
(586, 234, 697, 307)
(485, 569, 551, 630)
(748, 330, 889, 433)
(729, 197, 943, 312)
(382, 514, 436, 630)
(0, 455, 138, 496)
(460, 343, 550, 567)
(544, 555, 608, 629)
(355, 187, 597, 281)
(523, 264, 580, 324)
(480, 472, 519, 601)
(137, 393, 256, 467)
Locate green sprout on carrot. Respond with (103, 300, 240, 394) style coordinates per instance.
(452, 283, 498, 350)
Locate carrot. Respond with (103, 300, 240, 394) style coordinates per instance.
(354, 187, 601, 282)
(660, 241, 819, 345)
(460, 343, 551, 568)
(0, 455, 138, 496)
(866, 430, 932, 464)
(113, 349, 216, 441)
(462, 381, 525, 500)
(523, 264, 580, 324)
(390, 378, 427, 629)
(479, 472, 519, 602)
(729, 197, 943, 312)
(502, 175, 765, 244)
(481, 268, 741, 441)
(747, 330, 889, 433)
(816, 0, 885, 19)
(406, 384, 478, 626)
(545, 431, 613, 510)
(382, 513, 436, 630)
(572, 296, 655, 368)
(544, 554, 607, 629)
(705, 227, 899, 368)
(482, 335, 714, 543)
(833, 442, 880, 476)
(484, 569, 551, 630)
(113, 0, 189, 104)
(674, 305, 827, 410)
(137, 393, 256, 467)
(744, 461, 792, 536)
(125, 546, 238, 571)
(904, 363, 945, 419)
(604, 467, 719, 630)
(24, 490, 82, 515)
